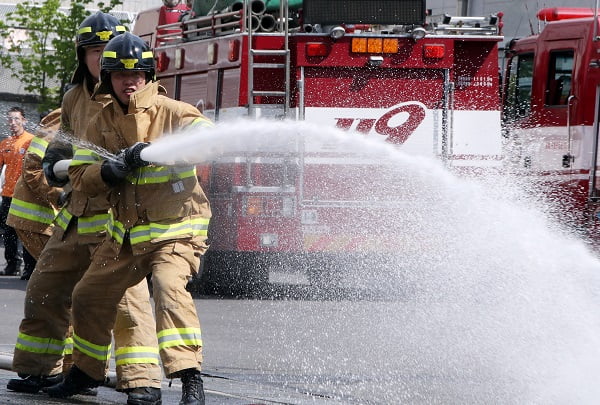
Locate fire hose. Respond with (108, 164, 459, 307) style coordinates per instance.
(0, 352, 117, 387)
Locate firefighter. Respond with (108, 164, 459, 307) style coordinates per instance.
(157, 0, 190, 42)
(46, 32, 212, 405)
(8, 13, 162, 405)
(6, 109, 65, 280)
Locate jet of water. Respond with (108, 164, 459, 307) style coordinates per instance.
(141, 118, 600, 402)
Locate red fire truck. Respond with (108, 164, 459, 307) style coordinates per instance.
(133, 0, 504, 295)
(502, 7, 600, 246)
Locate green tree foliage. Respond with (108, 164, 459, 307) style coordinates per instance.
(0, 0, 125, 111)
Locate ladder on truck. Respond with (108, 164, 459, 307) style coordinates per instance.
(246, 0, 291, 118)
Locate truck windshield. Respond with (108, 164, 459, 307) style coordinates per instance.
(504, 53, 534, 120)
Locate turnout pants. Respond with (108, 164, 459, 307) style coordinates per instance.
(71, 237, 204, 381)
(12, 222, 162, 390)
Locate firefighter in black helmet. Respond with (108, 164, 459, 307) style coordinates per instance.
(71, 11, 128, 88)
(9, 13, 163, 405)
(46, 31, 213, 405)
(97, 31, 157, 95)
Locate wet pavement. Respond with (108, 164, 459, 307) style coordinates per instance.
(0, 358, 333, 404)
(0, 273, 341, 405)
(0, 260, 341, 405)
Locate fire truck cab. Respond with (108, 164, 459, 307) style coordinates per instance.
(502, 7, 600, 238)
(133, 0, 505, 295)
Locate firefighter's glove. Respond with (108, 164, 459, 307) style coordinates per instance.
(123, 142, 151, 169)
(43, 161, 69, 188)
(57, 191, 69, 208)
(42, 142, 73, 187)
(100, 154, 130, 186)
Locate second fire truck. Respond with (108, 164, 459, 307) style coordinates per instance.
(133, 0, 504, 294)
(502, 6, 600, 250)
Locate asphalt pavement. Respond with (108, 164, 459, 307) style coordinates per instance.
(0, 358, 329, 404)
(0, 244, 340, 405)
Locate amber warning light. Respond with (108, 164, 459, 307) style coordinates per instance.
(351, 38, 400, 54)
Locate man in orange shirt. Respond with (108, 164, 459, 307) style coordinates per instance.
(0, 107, 35, 276)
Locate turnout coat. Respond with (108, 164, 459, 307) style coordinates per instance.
(69, 81, 213, 254)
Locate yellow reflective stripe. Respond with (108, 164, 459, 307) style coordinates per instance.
(108, 215, 208, 245)
(114, 346, 160, 366)
(129, 217, 209, 244)
(107, 213, 125, 244)
(189, 117, 214, 128)
(64, 337, 74, 355)
(73, 332, 111, 362)
(103, 50, 117, 58)
(78, 26, 92, 34)
(15, 332, 70, 356)
(157, 328, 202, 350)
(9, 198, 56, 224)
(134, 166, 196, 184)
(54, 207, 73, 230)
(27, 136, 49, 158)
(128, 224, 150, 244)
(142, 51, 153, 59)
(71, 148, 102, 166)
(116, 25, 127, 33)
(77, 214, 109, 234)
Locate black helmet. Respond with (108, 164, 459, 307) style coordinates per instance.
(77, 11, 127, 48)
(72, 11, 128, 85)
(101, 32, 155, 78)
(97, 32, 155, 95)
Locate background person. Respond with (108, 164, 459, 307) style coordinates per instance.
(0, 107, 35, 276)
(6, 109, 65, 280)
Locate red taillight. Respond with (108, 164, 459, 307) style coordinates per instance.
(306, 42, 329, 57)
(156, 52, 169, 72)
(423, 44, 445, 59)
(537, 7, 595, 21)
(228, 39, 240, 62)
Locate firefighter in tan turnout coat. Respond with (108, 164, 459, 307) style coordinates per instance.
(8, 13, 162, 405)
(46, 32, 212, 405)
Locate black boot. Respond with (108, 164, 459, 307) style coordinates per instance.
(179, 369, 205, 405)
(7, 373, 63, 393)
(45, 365, 102, 398)
(127, 387, 162, 405)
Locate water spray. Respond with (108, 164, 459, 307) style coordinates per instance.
(20, 115, 600, 400)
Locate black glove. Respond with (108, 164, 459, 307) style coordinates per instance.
(100, 153, 130, 185)
(42, 141, 73, 187)
(123, 142, 151, 169)
(43, 162, 69, 187)
(57, 191, 69, 207)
